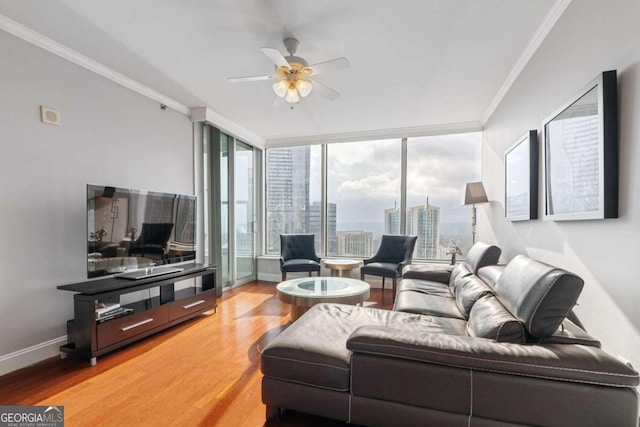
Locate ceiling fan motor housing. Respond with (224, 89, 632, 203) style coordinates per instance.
(283, 38, 308, 67)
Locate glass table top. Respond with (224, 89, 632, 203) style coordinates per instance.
(277, 277, 370, 298)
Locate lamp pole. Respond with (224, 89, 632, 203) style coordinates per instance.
(471, 203, 477, 245)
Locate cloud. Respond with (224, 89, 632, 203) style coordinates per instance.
(328, 134, 481, 222)
(272, 132, 482, 224)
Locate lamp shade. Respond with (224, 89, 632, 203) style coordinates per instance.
(296, 79, 312, 97)
(272, 80, 289, 97)
(463, 182, 489, 205)
(285, 87, 300, 103)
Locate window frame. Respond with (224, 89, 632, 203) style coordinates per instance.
(263, 131, 482, 260)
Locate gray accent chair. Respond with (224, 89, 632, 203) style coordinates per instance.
(360, 234, 417, 297)
(279, 234, 321, 281)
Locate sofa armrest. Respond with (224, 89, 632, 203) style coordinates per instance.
(398, 260, 412, 276)
(346, 326, 638, 387)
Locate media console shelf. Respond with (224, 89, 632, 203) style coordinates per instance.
(58, 263, 216, 365)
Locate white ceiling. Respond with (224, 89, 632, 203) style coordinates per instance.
(0, 0, 560, 144)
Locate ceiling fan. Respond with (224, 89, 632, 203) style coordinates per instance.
(228, 38, 350, 105)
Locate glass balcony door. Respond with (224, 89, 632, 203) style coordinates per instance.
(207, 128, 257, 288)
(234, 141, 255, 281)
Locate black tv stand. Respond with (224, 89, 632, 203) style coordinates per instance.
(116, 266, 185, 280)
(58, 263, 216, 365)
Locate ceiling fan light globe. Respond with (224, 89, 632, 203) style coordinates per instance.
(272, 80, 288, 97)
(296, 79, 312, 97)
(285, 87, 300, 103)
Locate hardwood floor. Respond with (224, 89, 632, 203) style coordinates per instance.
(0, 281, 394, 426)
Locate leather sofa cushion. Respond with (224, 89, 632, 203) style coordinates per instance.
(393, 291, 466, 319)
(402, 264, 453, 283)
(494, 255, 584, 338)
(467, 295, 525, 343)
(262, 304, 468, 391)
(396, 278, 453, 298)
(464, 242, 501, 273)
(476, 265, 504, 290)
(453, 275, 494, 318)
(447, 263, 472, 291)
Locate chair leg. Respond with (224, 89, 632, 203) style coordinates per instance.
(281, 272, 286, 282)
(308, 271, 312, 277)
(392, 278, 397, 301)
(360, 271, 365, 281)
(382, 277, 385, 291)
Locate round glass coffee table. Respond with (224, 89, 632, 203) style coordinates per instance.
(276, 277, 370, 321)
(321, 258, 363, 277)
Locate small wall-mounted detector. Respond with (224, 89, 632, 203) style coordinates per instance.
(40, 106, 61, 126)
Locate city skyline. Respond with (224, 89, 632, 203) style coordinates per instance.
(266, 134, 481, 257)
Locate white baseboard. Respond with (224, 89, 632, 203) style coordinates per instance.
(0, 336, 67, 376)
(257, 272, 282, 282)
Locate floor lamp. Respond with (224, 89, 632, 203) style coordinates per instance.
(463, 182, 489, 245)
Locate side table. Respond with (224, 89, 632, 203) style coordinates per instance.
(321, 259, 362, 277)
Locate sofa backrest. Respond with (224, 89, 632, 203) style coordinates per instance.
(493, 255, 584, 339)
(452, 275, 494, 318)
(476, 265, 504, 290)
(448, 263, 472, 290)
(464, 242, 502, 273)
(466, 294, 525, 343)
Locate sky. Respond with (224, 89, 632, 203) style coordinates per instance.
(306, 132, 482, 225)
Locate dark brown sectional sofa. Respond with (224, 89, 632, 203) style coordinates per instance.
(261, 242, 639, 426)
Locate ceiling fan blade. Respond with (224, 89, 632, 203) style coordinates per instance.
(311, 79, 340, 100)
(272, 96, 287, 107)
(261, 47, 290, 68)
(308, 57, 350, 76)
(228, 74, 276, 83)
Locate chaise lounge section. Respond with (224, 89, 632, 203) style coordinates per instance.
(261, 243, 639, 426)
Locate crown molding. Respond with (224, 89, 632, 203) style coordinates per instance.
(265, 121, 483, 148)
(481, 0, 572, 125)
(0, 14, 192, 115)
(0, 13, 264, 145)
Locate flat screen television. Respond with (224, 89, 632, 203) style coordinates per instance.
(87, 184, 197, 278)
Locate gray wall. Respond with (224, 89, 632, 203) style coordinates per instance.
(0, 31, 193, 372)
(481, 0, 640, 369)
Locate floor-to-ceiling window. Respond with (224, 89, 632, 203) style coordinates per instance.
(406, 132, 482, 258)
(327, 139, 402, 257)
(265, 145, 322, 254)
(263, 131, 481, 260)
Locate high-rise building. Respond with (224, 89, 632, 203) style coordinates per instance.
(384, 206, 401, 235)
(384, 200, 440, 259)
(265, 147, 311, 252)
(308, 201, 337, 254)
(409, 202, 440, 259)
(384, 205, 411, 235)
(337, 231, 373, 257)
